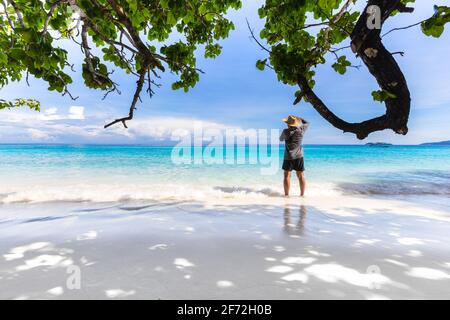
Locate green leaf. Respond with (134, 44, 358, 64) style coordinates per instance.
(167, 12, 177, 25)
(256, 59, 267, 71)
(293, 90, 304, 105)
(0, 53, 8, 65)
(332, 56, 351, 75)
(0, 98, 40, 111)
(372, 90, 397, 102)
(422, 6, 450, 38)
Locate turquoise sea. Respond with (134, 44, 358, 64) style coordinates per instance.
(0, 144, 449, 210)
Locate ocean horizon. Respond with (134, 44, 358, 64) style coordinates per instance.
(0, 142, 448, 146)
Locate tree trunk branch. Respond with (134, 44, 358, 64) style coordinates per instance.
(104, 69, 146, 129)
(299, 0, 412, 140)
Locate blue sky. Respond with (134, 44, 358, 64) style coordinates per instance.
(0, 0, 449, 145)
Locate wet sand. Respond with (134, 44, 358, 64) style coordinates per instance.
(0, 199, 450, 300)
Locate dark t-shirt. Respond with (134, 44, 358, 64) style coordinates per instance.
(280, 122, 309, 160)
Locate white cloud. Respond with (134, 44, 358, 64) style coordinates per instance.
(0, 108, 244, 143)
(38, 106, 85, 121)
(27, 128, 52, 140)
(68, 106, 85, 120)
(40, 107, 64, 121)
(126, 117, 242, 141)
(45, 108, 58, 115)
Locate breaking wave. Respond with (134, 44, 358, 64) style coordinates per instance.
(339, 170, 450, 196)
(0, 182, 340, 204)
(1, 170, 448, 204)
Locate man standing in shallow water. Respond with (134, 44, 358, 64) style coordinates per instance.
(280, 115, 309, 197)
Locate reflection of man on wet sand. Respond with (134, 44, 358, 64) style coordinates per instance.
(284, 205, 307, 236)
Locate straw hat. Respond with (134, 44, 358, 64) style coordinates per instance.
(282, 115, 301, 127)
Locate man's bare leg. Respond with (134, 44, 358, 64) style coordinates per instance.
(284, 171, 291, 196)
(297, 171, 306, 197)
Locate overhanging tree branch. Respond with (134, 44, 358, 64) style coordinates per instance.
(298, 76, 389, 140)
(297, 0, 413, 139)
(104, 68, 146, 129)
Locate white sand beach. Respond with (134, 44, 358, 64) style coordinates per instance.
(1, 193, 449, 300)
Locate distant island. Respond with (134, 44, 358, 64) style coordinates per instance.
(366, 142, 393, 147)
(421, 140, 450, 146)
